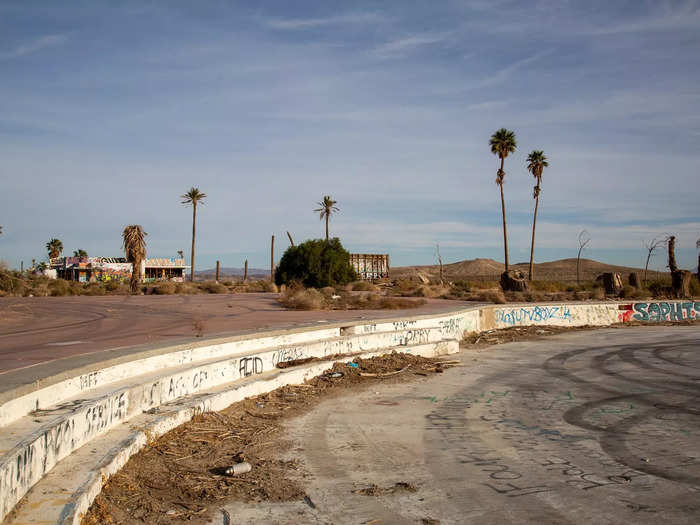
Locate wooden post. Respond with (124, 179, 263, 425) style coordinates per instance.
(286, 231, 295, 247)
(386, 254, 390, 278)
(270, 235, 275, 281)
(244, 259, 248, 281)
(215, 260, 220, 282)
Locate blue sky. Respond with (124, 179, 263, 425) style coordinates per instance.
(0, 0, 698, 272)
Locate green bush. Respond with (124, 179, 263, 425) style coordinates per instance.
(275, 238, 357, 288)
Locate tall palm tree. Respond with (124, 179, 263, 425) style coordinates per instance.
(181, 187, 206, 281)
(177, 250, 184, 259)
(73, 249, 88, 258)
(122, 225, 147, 294)
(46, 238, 63, 260)
(526, 150, 549, 281)
(489, 128, 517, 272)
(314, 195, 339, 241)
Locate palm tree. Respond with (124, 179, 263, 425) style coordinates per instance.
(73, 249, 88, 258)
(314, 195, 339, 241)
(181, 187, 206, 281)
(46, 238, 63, 260)
(489, 128, 517, 272)
(177, 250, 184, 259)
(122, 225, 147, 294)
(696, 238, 700, 280)
(526, 150, 549, 281)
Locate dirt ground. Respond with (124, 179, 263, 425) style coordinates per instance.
(82, 321, 699, 525)
(83, 353, 461, 525)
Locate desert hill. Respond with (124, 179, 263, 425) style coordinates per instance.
(392, 257, 668, 283)
(196, 266, 268, 280)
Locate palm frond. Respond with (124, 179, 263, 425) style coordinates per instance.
(489, 128, 517, 159)
(181, 187, 207, 205)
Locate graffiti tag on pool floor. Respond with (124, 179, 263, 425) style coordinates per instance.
(496, 306, 573, 326)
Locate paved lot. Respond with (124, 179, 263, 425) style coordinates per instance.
(0, 294, 472, 393)
(222, 326, 700, 524)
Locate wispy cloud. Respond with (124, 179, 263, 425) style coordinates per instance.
(0, 34, 67, 60)
(585, 5, 700, 35)
(264, 12, 382, 30)
(373, 32, 450, 59)
(473, 49, 551, 89)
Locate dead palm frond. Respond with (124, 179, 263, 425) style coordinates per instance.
(122, 225, 147, 293)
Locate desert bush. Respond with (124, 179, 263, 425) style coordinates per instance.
(687, 277, 700, 297)
(278, 286, 328, 310)
(200, 281, 228, 294)
(275, 238, 357, 288)
(48, 279, 71, 296)
(153, 282, 177, 294)
(480, 290, 507, 304)
(175, 282, 201, 295)
(0, 270, 26, 295)
(351, 280, 377, 292)
(647, 279, 671, 298)
(619, 285, 652, 300)
(81, 283, 106, 296)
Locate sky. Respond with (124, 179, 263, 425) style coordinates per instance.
(0, 0, 699, 272)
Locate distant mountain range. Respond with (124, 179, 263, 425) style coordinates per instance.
(196, 266, 269, 279)
(392, 257, 671, 282)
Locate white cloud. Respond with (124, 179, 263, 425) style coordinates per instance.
(0, 34, 68, 60)
(264, 12, 382, 30)
(373, 32, 450, 59)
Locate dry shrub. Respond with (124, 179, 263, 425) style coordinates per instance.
(175, 282, 201, 295)
(478, 289, 506, 304)
(81, 283, 106, 296)
(279, 287, 328, 310)
(153, 282, 176, 294)
(619, 285, 652, 300)
(528, 280, 570, 293)
(200, 281, 228, 294)
(392, 279, 419, 296)
(320, 286, 337, 297)
(261, 280, 278, 293)
(351, 281, 378, 292)
(48, 279, 71, 296)
(412, 284, 451, 298)
(690, 277, 700, 297)
(592, 287, 605, 300)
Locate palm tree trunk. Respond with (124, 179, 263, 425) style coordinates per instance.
(528, 191, 539, 281)
(499, 157, 509, 272)
(190, 203, 197, 282)
(325, 214, 329, 241)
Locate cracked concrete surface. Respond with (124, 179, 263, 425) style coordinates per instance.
(218, 325, 700, 524)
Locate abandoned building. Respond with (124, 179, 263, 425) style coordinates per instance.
(50, 256, 189, 283)
(350, 253, 390, 280)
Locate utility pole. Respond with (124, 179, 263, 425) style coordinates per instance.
(270, 235, 275, 281)
(20, 261, 24, 273)
(215, 260, 220, 282)
(244, 259, 248, 281)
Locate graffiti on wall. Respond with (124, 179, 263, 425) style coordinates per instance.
(495, 305, 573, 326)
(619, 302, 700, 323)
